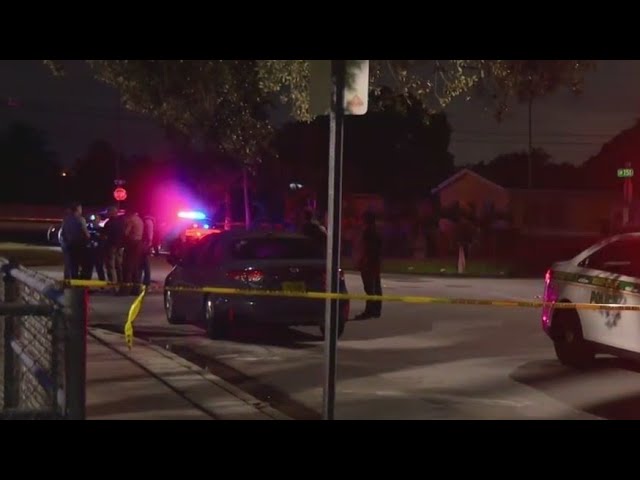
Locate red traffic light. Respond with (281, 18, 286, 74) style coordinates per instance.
(113, 187, 127, 201)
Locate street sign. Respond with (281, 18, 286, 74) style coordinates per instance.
(618, 168, 634, 178)
(113, 187, 127, 201)
(309, 60, 369, 117)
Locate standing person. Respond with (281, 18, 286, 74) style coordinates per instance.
(81, 214, 106, 280)
(139, 213, 155, 287)
(122, 209, 144, 295)
(300, 208, 327, 252)
(354, 211, 383, 320)
(60, 203, 90, 280)
(103, 207, 125, 284)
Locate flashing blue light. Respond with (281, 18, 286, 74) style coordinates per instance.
(203, 224, 210, 229)
(178, 211, 206, 220)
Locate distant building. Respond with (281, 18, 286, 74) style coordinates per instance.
(432, 169, 618, 235)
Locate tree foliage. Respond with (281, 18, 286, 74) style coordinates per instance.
(0, 122, 61, 203)
(264, 88, 455, 204)
(472, 148, 582, 189)
(43, 60, 596, 161)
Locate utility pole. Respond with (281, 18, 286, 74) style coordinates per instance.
(116, 94, 123, 209)
(322, 59, 346, 420)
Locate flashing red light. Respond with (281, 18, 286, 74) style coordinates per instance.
(113, 187, 127, 201)
(227, 269, 264, 283)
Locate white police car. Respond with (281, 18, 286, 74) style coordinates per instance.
(542, 232, 640, 368)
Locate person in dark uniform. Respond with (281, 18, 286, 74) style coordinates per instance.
(81, 214, 106, 280)
(300, 208, 327, 252)
(354, 211, 382, 320)
(60, 202, 90, 280)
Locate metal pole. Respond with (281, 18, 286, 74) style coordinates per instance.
(116, 94, 122, 209)
(243, 166, 251, 230)
(528, 94, 533, 190)
(323, 59, 345, 420)
(3, 263, 19, 409)
(63, 287, 87, 420)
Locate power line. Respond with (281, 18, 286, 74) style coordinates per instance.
(454, 129, 617, 138)
(451, 138, 603, 146)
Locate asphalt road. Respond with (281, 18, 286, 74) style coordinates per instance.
(33, 254, 640, 420)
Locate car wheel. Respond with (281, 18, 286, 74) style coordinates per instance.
(165, 290, 186, 324)
(553, 310, 594, 368)
(319, 314, 347, 340)
(203, 295, 228, 339)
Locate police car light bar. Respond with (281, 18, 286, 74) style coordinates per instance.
(177, 211, 206, 220)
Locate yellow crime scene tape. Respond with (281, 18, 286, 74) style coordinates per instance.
(63, 279, 640, 348)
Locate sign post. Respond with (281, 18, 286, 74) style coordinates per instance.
(322, 60, 345, 421)
(311, 60, 369, 420)
(619, 164, 634, 226)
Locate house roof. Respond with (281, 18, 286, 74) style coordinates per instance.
(431, 168, 505, 194)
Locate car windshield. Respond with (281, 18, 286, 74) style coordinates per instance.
(230, 237, 324, 260)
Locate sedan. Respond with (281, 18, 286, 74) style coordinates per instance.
(163, 230, 350, 339)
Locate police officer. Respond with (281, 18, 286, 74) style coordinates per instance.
(103, 206, 125, 284)
(122, 209, 144, 295)
(139, 213, 155, 287)
(81, 214, 106, 280)
(60, 202, 90, 280)
(354, 211, 383, 320)
(300, 208, 327, 252)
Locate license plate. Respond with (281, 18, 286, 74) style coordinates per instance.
(282, 281, 306, 293)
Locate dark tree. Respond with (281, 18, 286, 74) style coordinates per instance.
(71, 139, 118, 205)
(0, 122, 61, 203)
(473, 148, 581, 189)
(580, 118, 640, 190)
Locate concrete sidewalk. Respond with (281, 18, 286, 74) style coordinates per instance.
(88, 328, 289, 420)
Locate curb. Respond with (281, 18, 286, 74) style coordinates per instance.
(89, 328, 291, 420)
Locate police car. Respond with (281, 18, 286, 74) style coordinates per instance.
(542, 232, 640, 368)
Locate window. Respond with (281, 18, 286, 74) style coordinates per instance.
(198, 237, 225, 265)
(580, 238, 640, 277)
(230, 237, 323, 260)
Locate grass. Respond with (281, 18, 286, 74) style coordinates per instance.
(340, 257, 515, 276)
(0, 244, 63, 267)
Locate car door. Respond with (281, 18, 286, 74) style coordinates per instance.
(181, 235, 223, 321)
(575, 237, 640, 352)
(169, 240, 207, 320)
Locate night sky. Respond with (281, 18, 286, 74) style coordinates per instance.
(1, 60, 638, 168)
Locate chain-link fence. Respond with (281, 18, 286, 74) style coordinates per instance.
(0, 258, 86, 420)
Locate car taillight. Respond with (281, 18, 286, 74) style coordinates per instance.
(542, 269, 554, 330)
(227, 269, 264, 283)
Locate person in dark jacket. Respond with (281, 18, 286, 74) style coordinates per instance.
(354, 211, 382, 320)
(60, 202, 90, 280)
(300, 208, 327, 252)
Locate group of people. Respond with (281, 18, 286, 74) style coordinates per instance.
(60, 203, 155, 295)
(300, 208, 383, 320)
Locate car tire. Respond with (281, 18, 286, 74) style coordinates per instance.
(165, 290, 186, 324)
(203, 295, 228, 339)
(553, 310, 594, 368)
(319, 315, 346, 340)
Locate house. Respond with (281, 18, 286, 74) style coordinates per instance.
(431, 169, 618, 234)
